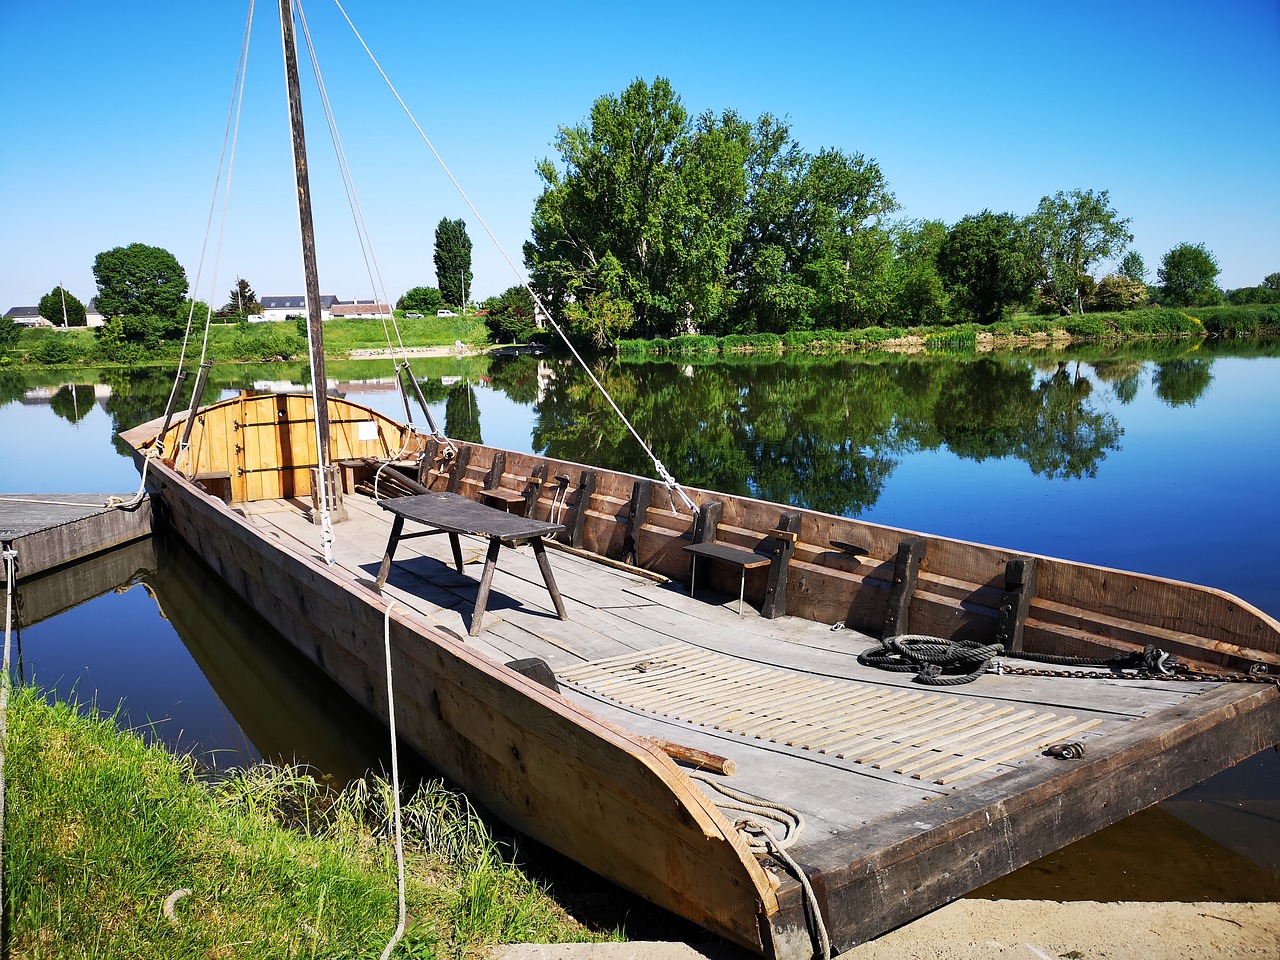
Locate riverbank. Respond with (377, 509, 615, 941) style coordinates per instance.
(1, 686, 606, 957)
(490, 900, 1280, 959)
(5, 303, 1277, 370)
(614, 304, 1280, 358)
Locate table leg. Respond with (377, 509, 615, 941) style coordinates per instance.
(531, 537, 569, 621)
(469, 535, 503, 636)
(449, 532, 465, 573)
(375, 514, 405, 589)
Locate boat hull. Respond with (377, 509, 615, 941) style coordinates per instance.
(122, 393, 1280, 957)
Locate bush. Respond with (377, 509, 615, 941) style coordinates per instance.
(1114, 308, 1201, 337)
(1193, 304, 1280, 336)
(720, 333, 783, 352)
(1060, 315, 1109, 337)
(667, 334, 719, 354)
(33, 334, 83, 365)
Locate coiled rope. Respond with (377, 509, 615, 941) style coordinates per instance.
(858, 635, 1189, 685)
(858, 635, 1006, 686)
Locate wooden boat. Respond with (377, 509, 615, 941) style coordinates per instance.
(121, 4, 1280, 955)
(121, 390, 1280, 958)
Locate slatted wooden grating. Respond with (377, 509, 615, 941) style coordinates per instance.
(559, 644, 1101, 785)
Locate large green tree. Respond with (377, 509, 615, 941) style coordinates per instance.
(879, 220, 949, 326)
(1029, 190, 1132, 315)
(92, 243, 189, 319)
(526, 77, 693, 337)
(433, 219, 473, 310)
(38, 286, 87, 326)
(937, 211, 1037, 323)
(727, 117, 897, 332)
(1157, 242, 1223, 307)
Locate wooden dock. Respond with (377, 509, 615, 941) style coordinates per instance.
(0, 494, 152, 584)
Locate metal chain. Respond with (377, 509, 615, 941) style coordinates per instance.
(993, 662, 1278, 685)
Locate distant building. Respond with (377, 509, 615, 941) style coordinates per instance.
(260, 295, 340, 323)
(330, 301, 393, 320)
(6, 301, 105, 328)
(5, 305, 48, 326)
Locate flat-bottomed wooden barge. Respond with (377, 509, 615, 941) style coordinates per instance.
(122, 393, 1280, 957)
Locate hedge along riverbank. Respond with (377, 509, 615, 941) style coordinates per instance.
(2, 685, 608, 958)
(614, 305, 1280, 356)
(1, 314, 492, 368)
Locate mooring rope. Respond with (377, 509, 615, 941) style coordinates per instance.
(688, 773, 830, 959)
(379, 600, 407, 960)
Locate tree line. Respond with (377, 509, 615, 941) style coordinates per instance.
(522, 76, 1278, 345)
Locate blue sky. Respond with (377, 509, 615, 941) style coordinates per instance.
(2, 0, 1277, 313)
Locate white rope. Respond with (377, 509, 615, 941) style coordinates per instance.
(176, 0, 257, 457)
(295, 0, 408, 366)
(689, 772, 830, 959)
(1, 546, 17, 918)
(0, 495, 114, 509)
(379, 600, 407, 960)
(330, 0, 698, 517)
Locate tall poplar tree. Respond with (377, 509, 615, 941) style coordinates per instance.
(433, 218, 473, 310)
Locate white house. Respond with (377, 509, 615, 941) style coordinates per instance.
(4, 306, 50, 326)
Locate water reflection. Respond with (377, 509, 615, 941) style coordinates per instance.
(522, 353, 1128, 512)
(11, 532, 391, 781)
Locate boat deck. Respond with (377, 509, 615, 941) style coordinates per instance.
(248, 492, 1243, 874)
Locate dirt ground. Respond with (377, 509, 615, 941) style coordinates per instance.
(490, 900, 1280, 959)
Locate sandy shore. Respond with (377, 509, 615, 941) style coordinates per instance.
(489, 900, 1280, 959)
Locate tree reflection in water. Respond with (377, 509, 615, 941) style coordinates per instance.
(521, 350, 1144, 515)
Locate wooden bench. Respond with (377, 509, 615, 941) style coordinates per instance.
(478, 451, 546, 517)
(683, 501, 801, 617)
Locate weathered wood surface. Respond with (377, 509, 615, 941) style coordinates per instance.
(119, 401, 1280, 957)
(254, 488, 1280, 956)
(0, 493, 152, 582)
(137, 457, 781, 955)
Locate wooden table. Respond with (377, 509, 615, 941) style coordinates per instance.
(375, 492, 567, 636)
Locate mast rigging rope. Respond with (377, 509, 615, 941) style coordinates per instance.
(330, 0, 699, 517)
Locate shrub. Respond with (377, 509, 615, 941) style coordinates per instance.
(1060, 315, 1109, 337)
(720, 333, 783, 352)
(33, 335, 82, 365)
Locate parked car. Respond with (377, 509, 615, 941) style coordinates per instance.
(437, 309, 458, 317)
(404, 312, 424, 319)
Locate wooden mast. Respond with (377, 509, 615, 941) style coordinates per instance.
(279, 0, 341, 548)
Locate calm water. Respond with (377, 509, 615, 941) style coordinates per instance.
(2, 340, 1277, 896)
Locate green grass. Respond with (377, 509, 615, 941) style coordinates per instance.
(3, 687, 607, 958)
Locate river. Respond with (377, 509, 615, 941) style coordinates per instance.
(2, 339, 1277, 904)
